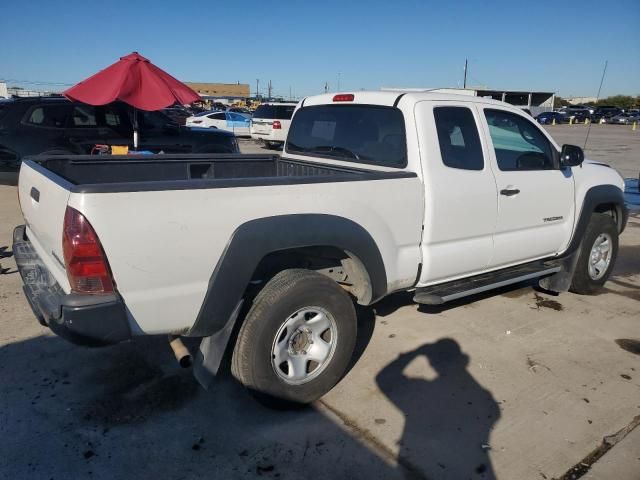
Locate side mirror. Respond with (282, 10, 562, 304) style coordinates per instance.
(560, 144, 584, 167)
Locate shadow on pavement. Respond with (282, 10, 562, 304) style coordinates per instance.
(1, 304, 500, 479)
(0, 246, 15, 274)
(0, 330, 403, 479)
(376, 339, 500, 479)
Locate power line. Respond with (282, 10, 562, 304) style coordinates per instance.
(583, 60, 608, 150)
(0, 78, 72, 87)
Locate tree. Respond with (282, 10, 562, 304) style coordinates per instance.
(595, 95, 639, 109)
(553, 96, 570, 108)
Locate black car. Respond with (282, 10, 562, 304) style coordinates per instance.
(590, 106, 623, 123)
(534, 111, 569, 125)
(557, 107, 591, 123)
(0, 97, 239, 172)
(161, 105, 193, 126)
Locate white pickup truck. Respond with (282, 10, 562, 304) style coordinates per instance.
(14, 91, 628, 405)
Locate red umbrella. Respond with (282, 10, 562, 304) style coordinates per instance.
(63, 52, 200, 148)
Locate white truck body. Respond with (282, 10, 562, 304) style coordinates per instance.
(14, 91, 627, 401)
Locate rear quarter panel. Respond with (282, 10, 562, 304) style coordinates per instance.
(69, 177, 424, 335)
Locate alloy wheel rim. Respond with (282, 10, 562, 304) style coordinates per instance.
(271, 306, 338, 385)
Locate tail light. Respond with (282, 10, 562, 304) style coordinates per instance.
(62, 207, 115, 294)
(272, 121, 282, 129)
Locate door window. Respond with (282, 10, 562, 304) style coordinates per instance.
(104, 107, 123, 127)
(24, 104, 70, 128)
(208, 112, 227, 120)
(433, 106, 484, 170)
(484, 109, 554, 171)
(70, 105, 98, 127)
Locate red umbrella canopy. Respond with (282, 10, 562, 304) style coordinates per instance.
(63, 52, 200, 111)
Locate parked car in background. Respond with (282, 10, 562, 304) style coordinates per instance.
(535, 111, 568, 124)
(608, 113, 640, 125)
(250, 102, 297, 148)
(162, 105, 192, 125)
(591, 106, 623, 123)
(228, 107, 252, 115)
(568, 104, 595, 114)
(186, 110, 252, 136)
(558, 106, 591, 123)
(0, 97, 239, 172)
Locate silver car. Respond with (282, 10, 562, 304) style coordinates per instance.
(609, 113, 640, 125)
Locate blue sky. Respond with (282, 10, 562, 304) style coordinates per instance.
(1, 0, 638, 99)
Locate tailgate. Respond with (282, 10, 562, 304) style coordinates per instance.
(252, 119, 272, 134)
(18, 161, 72, 292)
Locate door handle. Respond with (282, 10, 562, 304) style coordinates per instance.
(500, 188, 520, 196)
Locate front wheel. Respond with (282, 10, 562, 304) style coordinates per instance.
(570, 213, 619, 294)
(231, 269, 357, 406)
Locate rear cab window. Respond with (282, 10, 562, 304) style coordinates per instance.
(433, 106, 484, 170)
(285, 104, 407, 168)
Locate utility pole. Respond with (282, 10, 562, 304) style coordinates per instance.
(289, 86, 292, 101)
(256, 79, 259, 99)
(463, 59, 468, 89)
(324, 81, 328, 93)
(268, 80, 272, 100)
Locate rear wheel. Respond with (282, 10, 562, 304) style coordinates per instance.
(570, 213, 619, 294)
(231, 269, 356, 406)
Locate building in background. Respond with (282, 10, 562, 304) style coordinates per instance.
(566, 96, 598, 105)
(0, 82, 8, 99)
(185, 82, 250, 104)
(382, 87, 555, 116)
(5, 86, 59, 98)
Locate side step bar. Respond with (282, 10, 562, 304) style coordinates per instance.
(413, 261, 561, 305)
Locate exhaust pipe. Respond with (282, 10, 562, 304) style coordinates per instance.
(168, 335, 192, 368)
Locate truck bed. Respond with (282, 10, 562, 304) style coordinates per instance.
(25, 154, 410, 193)
(18, 152, 423, 336)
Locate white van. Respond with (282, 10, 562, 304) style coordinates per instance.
(250, 102, 297, 148)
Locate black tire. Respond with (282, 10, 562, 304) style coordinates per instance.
(570, 213, 619, 295)
(231, 269, 356, 406)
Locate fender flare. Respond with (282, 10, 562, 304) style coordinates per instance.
(187, 214, 387, 337)
(563, 184, 627, 257)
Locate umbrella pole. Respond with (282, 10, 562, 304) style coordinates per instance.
(133, 108, 138, 150)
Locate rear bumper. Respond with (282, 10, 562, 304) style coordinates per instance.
(13, 225, 131, 346)
(250, 131, 285, 142)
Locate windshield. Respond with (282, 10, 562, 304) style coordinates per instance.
(286, 104, 407, 167)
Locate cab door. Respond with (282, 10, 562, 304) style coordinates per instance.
(477, 107, 575, 268)
(415, 101, 498, 285)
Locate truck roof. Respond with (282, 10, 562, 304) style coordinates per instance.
(301, 90, 511, 109)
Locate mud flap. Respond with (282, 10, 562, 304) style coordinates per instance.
(538, 248, 581, 293)
(193, 300, 243, 389)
